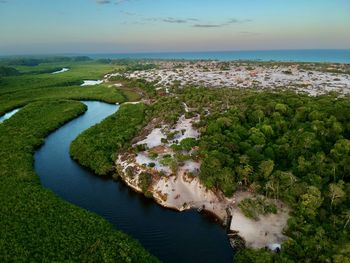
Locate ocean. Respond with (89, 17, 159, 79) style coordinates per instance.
(88, 49, 350, 63)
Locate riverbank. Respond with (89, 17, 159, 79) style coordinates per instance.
(115, 158, 290, 249)
(116, 154, 234, 219)
(0, 100, 157, 262)
(49, 102, 234, 263)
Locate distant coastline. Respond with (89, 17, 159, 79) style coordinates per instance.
(1, 49, 349, 64)
(87, 49, 350, 63)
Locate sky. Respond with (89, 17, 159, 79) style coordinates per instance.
(0, 0, 349, 55)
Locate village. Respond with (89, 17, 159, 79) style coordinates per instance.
(119, 60, 350, 96)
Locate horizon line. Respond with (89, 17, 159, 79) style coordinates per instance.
(1, 48, 350, 58)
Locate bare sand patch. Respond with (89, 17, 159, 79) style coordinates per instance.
(230, 191, 290, 248)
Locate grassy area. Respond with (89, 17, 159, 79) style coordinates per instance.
(0, 84, 126, 116)
(238, 197, 277, 220)
(118, 87, 143, 101)
(0, 59, 142, 115)
(0, 58, 158, 262)
(70, 103, 146, 175)
(0, 100, 158, 262)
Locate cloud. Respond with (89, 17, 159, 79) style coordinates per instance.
(143, 17, 199, 24)
(96, 0, 111, 4)
(193, 18, 252, 28)
(127, 14, 251, 28)
(162, 17, 189, 24)
(193, 24, 222, 28)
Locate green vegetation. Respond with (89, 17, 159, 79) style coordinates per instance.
(138, 172, 153, 196)
(0, 59, 129, 115)
(174, 88, 350, 262)
(5, 57, 348, 262)
(109, 75, 157, 98)
(69, 67, 350, 261)
(238, 197, 277, 220)
(0, 100, 157, 262)
(0, 58, 158, 262)
(234, 248, 280, 263)
(98, 58, 158, 72)
(0, 56, 91, 67)
(0, 85, 126, 116)
(70, 103, 146, 175)
(159, 155, 178, 173)
(0, 66, 19, 76)
(125, 85, 350, 261)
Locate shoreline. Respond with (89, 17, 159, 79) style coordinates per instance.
(115, 153, 234, 219)
(115, 154, 290, 250)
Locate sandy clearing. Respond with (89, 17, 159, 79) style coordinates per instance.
(51, 68, 69, 74)
(135, 152, 172, 174)
(230, 191, 290, 248)
(136, 128, 166, 148)
(81, 80, 103, 86)
(121, 63, 350, 96)
(152, 171, 234, 218)
(170, 115, 200, 142)
(0, 108, 20, 123)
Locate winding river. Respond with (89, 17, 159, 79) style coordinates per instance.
(34, 101, 233, 263)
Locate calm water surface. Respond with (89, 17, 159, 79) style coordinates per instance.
(89, 49, 350, 63)
(34, 101, 233, 263)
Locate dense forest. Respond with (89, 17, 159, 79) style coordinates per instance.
(70, 103, 147, 175)
(0, 56, 92, 67)
(178, 88, 350, 262)
(0, 59, 158, 262)
(0, 66, 19, 77)
(0, 59, 129, 116)
(0, 100, 158, 262)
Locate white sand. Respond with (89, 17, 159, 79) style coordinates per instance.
(81, 80, 103, 86)
(121, 62, 350, 96)
(230, 192, 289, 248)
(117, 152, 289, 249)
(136, 128, 166, 148)
(170, 115, 200, 142)
(135, 152, 172, 174)
(183, 103, 189, 113)
(123, 101, 141, 105)
(51, 68, 69, 74)
(0, 108, 20, 123)
(152, 171, 233, 218)
(179, 160, 200, 174)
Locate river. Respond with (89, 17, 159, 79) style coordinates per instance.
(34, 101, 233, 263)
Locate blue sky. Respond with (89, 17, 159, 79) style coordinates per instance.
(0, 0, 349, 55)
